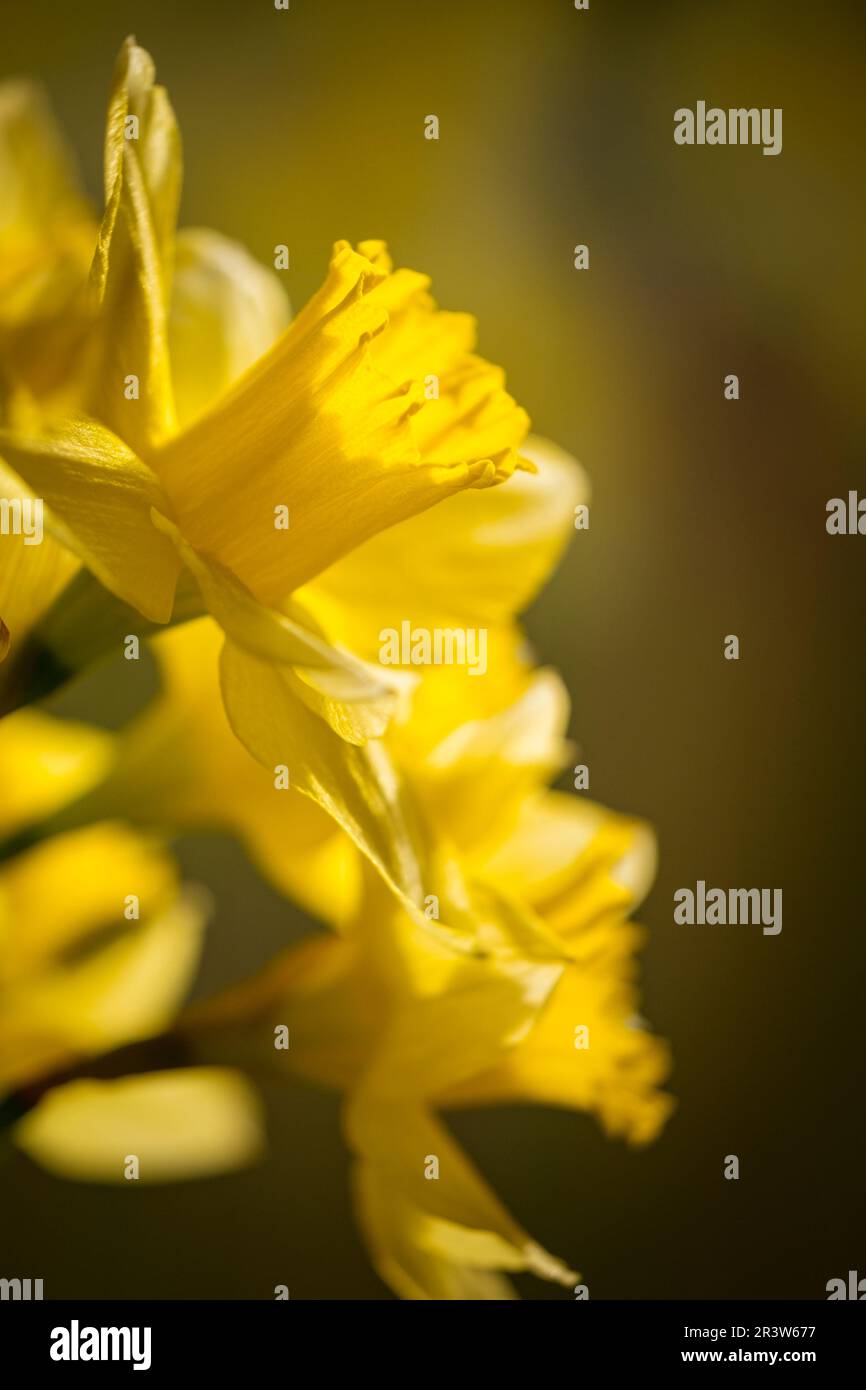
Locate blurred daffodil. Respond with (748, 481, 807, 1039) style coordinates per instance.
(186, 780, 670, 1299)
(0, 718, 264, 1181)
(0, 820, 197, 1090)
(163, 668, 671, 1297)
(0, 706, 110, 841)
(0, 79, 95, 418)
(14, 1068, 264, 1185)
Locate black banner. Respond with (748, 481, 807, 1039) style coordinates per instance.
(2, 1299, 862, 1374)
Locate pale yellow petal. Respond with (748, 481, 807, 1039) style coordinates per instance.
(306, 434, 586, 651)
(0, 80, 94, 327)
(441, 963, 674, 1146)
(14, 1068, 263, 1182)
(0, 419, 182, 621)
(219, 639, 424, 911)
(386, 624, 536, 760)
(143, 619, 365, 926)
(356, 928, 563, 1101)
(0, 462, 79, 667)
(0, 821, 177, 982)
(150, 510, 398, 741)
(415, 669, 572, 856)
(170, 227, 290, 428)
(352, 1163, 518, 1300)
(192, 931, 382, 1093)
(0, 709, 112, 839)
(348, 1100, 577, 1298)
(244, 803, 361, 930)
(482, 792, 658, 929)
(213, 874, 561, 1100)
(76, 619, 362, 928)
(0, 878, 206, 1089)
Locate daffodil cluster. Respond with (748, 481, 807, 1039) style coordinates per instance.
(0, 39, 672, 1299)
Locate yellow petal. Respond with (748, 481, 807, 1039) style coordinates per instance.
(386, 624, 536, 761)
(265, 863, 562, 1100)
(283, 610, 536, 773)
(0, 872, 206, 1089)
(0, 419, 181, 621)
(415, 669, 571, 857)
(441, 962, 674, 1146)
(220, 639, 424, 911)
(170, 227, 290, 428)
(482, 792, 658, 930)
(196, 931, 383, 1093)
(0, 461, 79, 665)
(151, 509, 398, 740)
(350, 241, 476, 384)
(365, 959, 562, 1100)
(303, 436, 586, 654)
(14, 1068, 263, 1182)
(348, 1099, 577, 1298)
(83, 618, 361, 929)
(88, 38, 180, 452)
(204, 867, 563, 1100)
(352, 1163, 519, 1300)
(148, 240, 527, 604)
(354, 903, 563, 1100)
(355, 239, 530, 481)
(243, 799, 361, 930)
(0, 821, 178, 982)
(0, 709, 112, 839)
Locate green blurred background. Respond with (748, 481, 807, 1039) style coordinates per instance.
(2, 0, 865, 1298)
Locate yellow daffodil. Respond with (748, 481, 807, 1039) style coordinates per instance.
(0, 38, 537, 908)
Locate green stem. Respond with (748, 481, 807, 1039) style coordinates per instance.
(0, 566, 203, 717)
